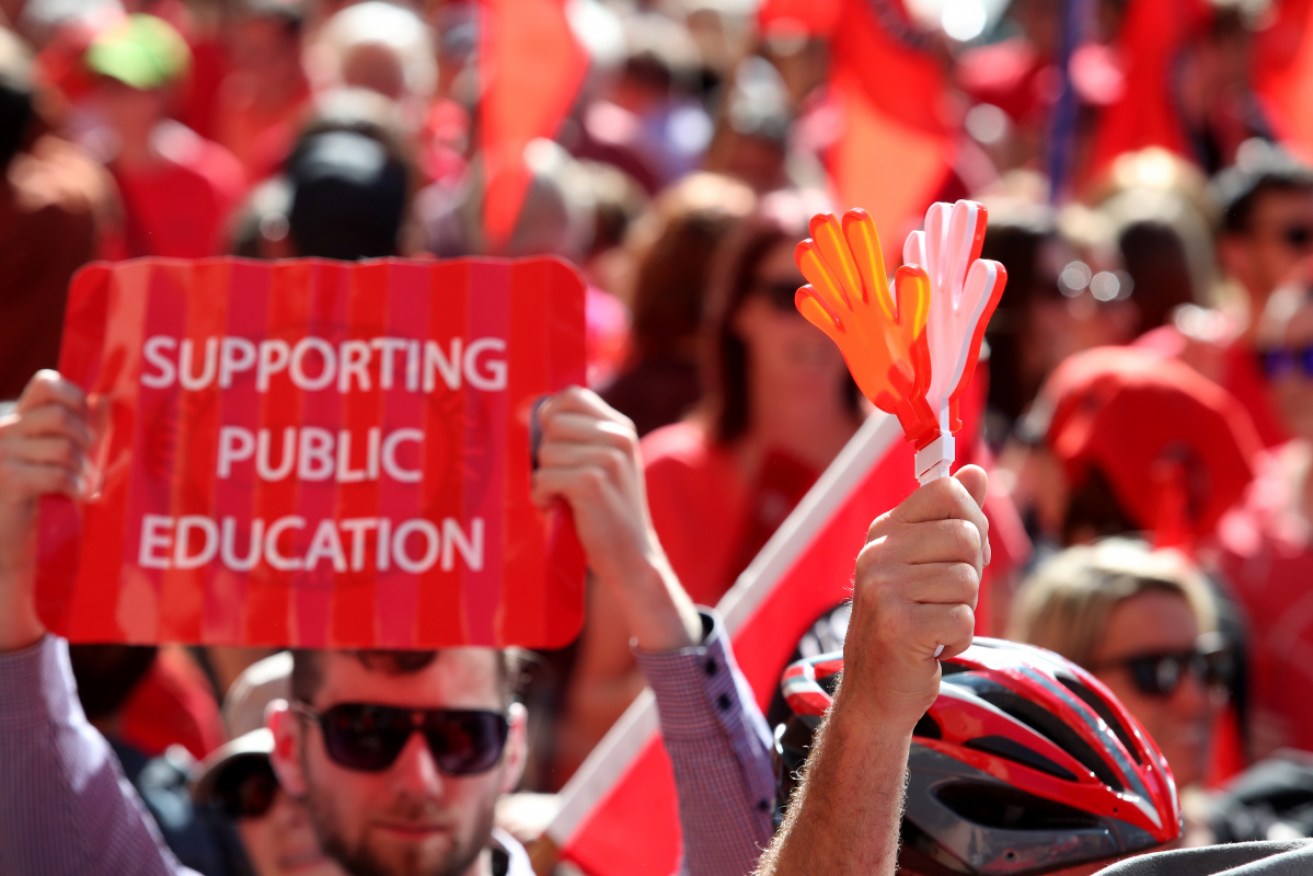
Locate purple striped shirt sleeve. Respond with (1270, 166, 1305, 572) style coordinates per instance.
(0, 635, 195, 876)
(634, 611, 776, 876)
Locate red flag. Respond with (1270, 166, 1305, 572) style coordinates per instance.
(825, 0, 956, 251)
(548, 359, 1027, 874)
(550, 414, 911, 876)
(1255, 0, 1313, 163)
(1084, 0, 1208, 180)
(478, 0, 589, 250)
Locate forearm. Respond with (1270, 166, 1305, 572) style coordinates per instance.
(0, 636, 187, 876)
(755, 696, 912, 876)
(596, 556, 702, 653)
(636, 612, 776, 876)
(0, 530, 46, 652)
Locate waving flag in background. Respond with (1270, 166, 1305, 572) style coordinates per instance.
(758, 0, 956, 251)
(1083, 0, 1209, 183)
(478, 0, 589, 250)
(1256, 0, 1313, 163)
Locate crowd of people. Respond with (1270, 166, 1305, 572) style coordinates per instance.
(6, 0, 1313, 873)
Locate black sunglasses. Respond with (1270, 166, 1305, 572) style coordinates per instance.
(754, 279, 803, 312)
(212, 756, 279, 821)
(1282, 223, 1313, 250)
(1257, 344, 1313, 380)
(294, 702, 509, 775)
(1091, 639, 1233, 699)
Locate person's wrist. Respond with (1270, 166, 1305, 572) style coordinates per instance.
(605, 554, 701, 653)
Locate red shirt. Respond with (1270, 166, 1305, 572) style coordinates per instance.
(112, 124, 245, 258)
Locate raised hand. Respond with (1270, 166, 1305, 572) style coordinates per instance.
(794, 210, 938, 447)
(0, 371, 98, 651)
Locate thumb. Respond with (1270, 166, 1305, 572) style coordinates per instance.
(953, 464, 988, 510)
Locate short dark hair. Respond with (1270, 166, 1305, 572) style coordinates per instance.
(290, 648, 527, 707)
(1212, 142, 1313, 235)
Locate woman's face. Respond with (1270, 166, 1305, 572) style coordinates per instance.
(237, 784, 345, 876)
(1087, 590, 1216, 790)
(732, 240, 848, 400)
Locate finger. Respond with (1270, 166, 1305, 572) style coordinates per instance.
(903, 229, 927, 272)
(893, 265, 930, 337)
(924, 202, 949, 289)
(910, 602, 975, 655)
(539, 411, 636, 451)
(857, 556, 979, 609)
(947, 200, 984, 289)
(536, 442, 631, 483)
(842, 210, 889, 314)
(0, 457, 83, 500)
(530, 465, 618, 512)
(540, 386, 633, 432)
(5, 404, 95, 448)
(795, 239, 850, 313)
(795, 286, 845, 338)
(861, 519, 983, 571)
(1, 436, 86, 471)
(891, 473, 990, 549)
(16, 371, 88, 417)
(808, 213, 859, 310)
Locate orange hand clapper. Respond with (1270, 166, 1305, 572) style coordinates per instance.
(794, 210, 938, 448)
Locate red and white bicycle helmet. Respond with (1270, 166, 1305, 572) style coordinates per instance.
(775, 637, 1182, 876)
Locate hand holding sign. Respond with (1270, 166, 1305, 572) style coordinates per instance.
(0, 372, 99, 652)
(902, 200, 1007, 483)
(794, 210, 937, 446)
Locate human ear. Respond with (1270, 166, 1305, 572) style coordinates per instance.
(267, 699, 308, 798)
(501, 702, 529, 794)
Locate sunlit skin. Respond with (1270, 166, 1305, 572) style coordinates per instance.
(1221, 189, 1313, 317)
(731, 240, 859, 470)
(270, 651, 526, 876)
(1087, 590, 1215, 790)
(237, 786, 347, 876)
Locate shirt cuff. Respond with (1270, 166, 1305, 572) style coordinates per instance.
(633, 609, 750, 742)
(0, 634, 80, 731)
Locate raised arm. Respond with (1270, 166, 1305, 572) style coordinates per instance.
(0, 371, 190, 876)
(533, 387, 775, 876)
(754, 466, 990, 876)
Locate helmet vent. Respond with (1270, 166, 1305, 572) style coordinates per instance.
(914, 713, 942, 740)
(965, 735, 1077, 782)
(936, 782, 1103, 832)
(961, 677, 1126, 793)
(1058, 676, 1143, 765)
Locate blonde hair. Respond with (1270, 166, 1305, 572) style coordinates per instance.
(1008, 538, 1217, 667)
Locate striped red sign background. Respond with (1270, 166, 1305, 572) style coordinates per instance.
(36, 257, 586, 649)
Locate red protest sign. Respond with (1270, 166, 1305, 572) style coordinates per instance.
(37, 257, 586, 650)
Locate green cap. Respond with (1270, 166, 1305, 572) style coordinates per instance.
(86, 14, 190, 90)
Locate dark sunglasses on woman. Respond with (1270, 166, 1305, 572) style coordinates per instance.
(1090, 635, 1234, 699)
(294, 702, 509, 775)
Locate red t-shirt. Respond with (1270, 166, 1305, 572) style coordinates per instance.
(112, 124, 245, 259)
(642, 422, 819, 608)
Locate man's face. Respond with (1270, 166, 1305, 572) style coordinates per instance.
(273, 650, 524, 876)
(1223, 188, 1313, 307)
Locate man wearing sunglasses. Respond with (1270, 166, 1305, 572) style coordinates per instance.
(0, 372, 777, 876)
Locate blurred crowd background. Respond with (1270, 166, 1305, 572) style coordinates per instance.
(7, 0, 1313, 873)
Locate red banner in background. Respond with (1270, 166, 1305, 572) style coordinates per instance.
(38, 257, 587, 650)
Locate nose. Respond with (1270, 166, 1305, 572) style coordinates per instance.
(389, 730, 446, 798)
(1171, 665, 1212, 717)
